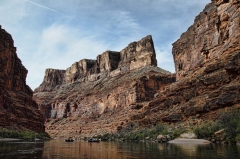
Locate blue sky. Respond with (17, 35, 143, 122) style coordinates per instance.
(0, 0, 210, 89)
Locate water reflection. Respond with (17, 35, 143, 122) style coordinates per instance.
(0, 141, 44, 158)
(0, 140, 240, 159)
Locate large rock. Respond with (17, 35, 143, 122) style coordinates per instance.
(119, 35, 157, 70)
(0, 26, 45, 132)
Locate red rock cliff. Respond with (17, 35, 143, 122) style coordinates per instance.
(173, 0, 240, 80)
(34, 35, 158, 92)
(34, 35, 172, 137)
(135, 0, 240, 126)
(0, 26, 45, 132)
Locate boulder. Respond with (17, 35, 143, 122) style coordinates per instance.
(180, 133, 197, 139)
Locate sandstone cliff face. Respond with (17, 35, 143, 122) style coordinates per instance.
(132, 50, 240, 126)
(173, 0, 240, 80)
(135, 0, 240, 126)
(119, 35, 157, 70)
(0, 26, 45, 132)
(34, 36, 171, 137)
(34, 35, 157, 92)
(35, 67, 174, 137)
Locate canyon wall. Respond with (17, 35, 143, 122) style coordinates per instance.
(0, 26, 45, 132)
(173, 0, 240, 80)
(35, 35, 157, 92)
(34, 36, 172, 137)
(34, 0, 240, 138)
(133, 0, 240, 126)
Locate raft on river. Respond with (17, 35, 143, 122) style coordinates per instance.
(88, 138, 100, 142)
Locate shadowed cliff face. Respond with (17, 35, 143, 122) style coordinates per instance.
(33, 35, 172, 137)
(0, 26, 45, 132)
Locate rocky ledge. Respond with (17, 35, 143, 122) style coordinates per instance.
(0, 26, 45, 132)
(34, 0, 240, 138)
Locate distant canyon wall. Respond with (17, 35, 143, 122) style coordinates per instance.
(33, 36, 172, 137)
(34, 35, 157, 92)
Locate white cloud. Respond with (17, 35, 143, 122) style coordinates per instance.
(26, 24, 110, 89)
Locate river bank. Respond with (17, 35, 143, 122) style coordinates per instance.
(83, 109, 240, 145)
(0, 127, 50, 141)
(0, 138, 22, 141)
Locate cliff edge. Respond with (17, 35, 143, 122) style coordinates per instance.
(0, 26, 45, 132)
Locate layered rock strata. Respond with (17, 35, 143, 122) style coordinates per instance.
(135, 0, 240, 125)
(173, 0, 240, 80)
(35, 35, 157, 92)
(34, 36, 172, 137)
(0, 26, 45, 132)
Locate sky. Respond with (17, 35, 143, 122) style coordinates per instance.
(0, 0, 210, 89)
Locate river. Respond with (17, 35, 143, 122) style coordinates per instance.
(1, 140, 240, 159)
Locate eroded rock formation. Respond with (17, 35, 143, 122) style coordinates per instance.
(34, 36, 172, 137)
(0, 26, 45, 132)
(35, 35, 157, 92)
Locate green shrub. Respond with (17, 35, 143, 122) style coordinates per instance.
(194, 109, 240, 140)
(0, 127, 50, 140)
(218, 109, 240, 140)
(98, 133, 111, 140)
(194, 122, 221, 139)
(170, 126, 187, 139)
(99, 124, 168, 141)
